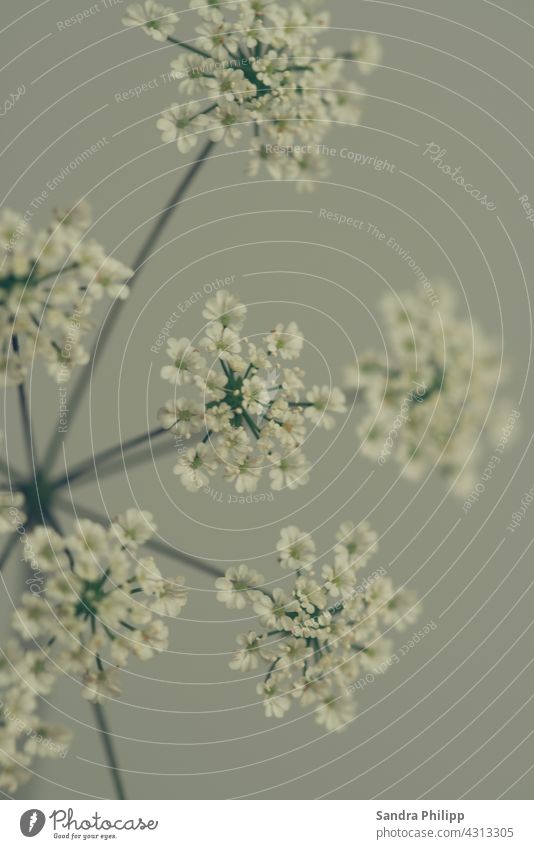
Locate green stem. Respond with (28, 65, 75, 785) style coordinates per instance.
(41, 138, 217, 476)
(91, 701, 127, 800)
(12, 336, 37, 472)
(241, 408, 261, 439)
(30, 262, 80, 286)
(167, 35, 211, 58)
(0, 533, 18, 574)
(51, 426, 167, 490)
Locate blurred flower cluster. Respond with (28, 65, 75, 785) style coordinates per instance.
(0, 202, 132, 386)
(0, 509, 187, 792)
(14, 510, 187, 703)
(344, 284, 504, 494)
(0, 636, 72, 793)
(123, 0, 381, 190)
(216, 520, 419, 730)
(158, 290, 347, 493)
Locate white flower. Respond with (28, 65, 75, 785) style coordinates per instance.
(21, 651, 56, 694)
(209, 102, 245, 147)
(131, 619, 169, 660)
(304, 385, 347, 430)
(211, 68, 254, 102)
(195, 368, 227, 402)
(253, 587, 298, 631)
(82, 668, 122, 703)
(334, 520, 377, 569)
(224, 453, 263, 492)
(217, 518, 419, 730)
(24, 723, 72, 759)
(150, 576, 188, 616)
(315, 696, 355, 731)
(276, 526, 316, 570)
(157, 103, 208, 152)
(215, 563, 264, 609)
(122, 1, 178, 41)
(241, 375, 269, 414)
(174, 443, 217, 490)
(275, 408, 306, 447)
(204, 400, 233, 430)
(321, 561, 356, 599)
(200, 323, 242, 358)
(202, 291, 247, 329)
(196, 13, 240, 60)
(351, 34, 383, 75)
(157, 290, 344, 494)
(124, 0, 374, 190)
(157, 398, 205, 437)
(229, 631, 266, 671)
(112, 509, 156, 546)
(161, 337, 206, 385)
(269, 449, 310, 491)
(257, 677, 292, 718)
(8, 512, 186, 726)
(89, 256, 131, 300)
(265, 321, 304, 360)
(346, 282, 504, 493)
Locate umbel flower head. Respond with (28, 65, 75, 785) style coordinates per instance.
(0, 202, 132, 386)
(12, 510, 187, 708)
(157, 290, 347, 493)
(123, 0, 381, 190)
(216, 520, 419, 731)
(344, 284, 505, 495)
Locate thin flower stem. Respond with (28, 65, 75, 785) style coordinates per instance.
(42, 509, 74, 568)
(51, 426, 167, 490)
(12, 336, 37, 472)
(167, 35, 211, 58)
(41, 506, 125, 797)
(143, 536, 224, 579)
(30, 262, 80, 286)
(41, 138, 217, 476)
(288, 401, 315, 408)
(0, 533, 18, 574)
(91, 701, 127, 800)
(54, 438, 177, 486)
(241, 409, 261, 439)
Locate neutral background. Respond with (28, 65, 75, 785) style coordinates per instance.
(1, 0, 533, 799)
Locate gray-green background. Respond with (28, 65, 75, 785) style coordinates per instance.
(1, 0, 533, 799)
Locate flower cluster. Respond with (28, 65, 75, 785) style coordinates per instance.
(216, 520, 419, 730)
(0, 637, 72, 793)
(157, 290, 346, 493)
(0, 202, 132, 386)
(344, 284, 504, 494)
(12, 510, 187, 710)
(123, 1, 381, 190)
